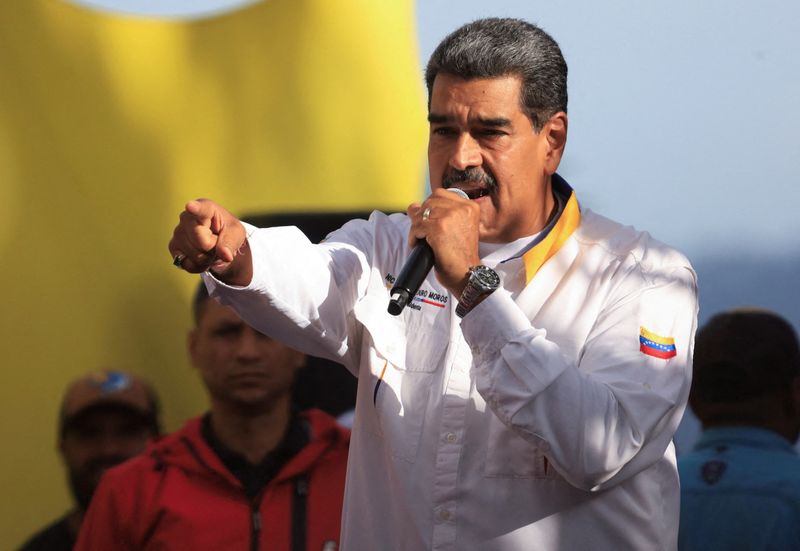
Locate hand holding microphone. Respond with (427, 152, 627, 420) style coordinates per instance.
(388, 187, 481, 315)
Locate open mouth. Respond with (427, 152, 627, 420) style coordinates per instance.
(445, 185, 492, 200)
(464, 187, 491, 200)
(442, 168, 497, 199)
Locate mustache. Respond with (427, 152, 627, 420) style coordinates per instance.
(442, 167, 497, 190)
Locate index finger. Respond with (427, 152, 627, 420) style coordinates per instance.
(184, 199, 218, 227)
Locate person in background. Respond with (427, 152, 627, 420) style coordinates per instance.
(75, 282, 349, 550)
(168, 17, 698, 550)
(18, 370, 161, 551)
(678, 308, 800, 550)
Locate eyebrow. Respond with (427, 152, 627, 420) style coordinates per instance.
(427, 113, 512, 127)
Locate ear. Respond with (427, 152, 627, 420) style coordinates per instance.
(542, 112, 568, 174)
(791, 376, 800, 413)
(292, 350, 307, 371)
(187, 329, 199, 369)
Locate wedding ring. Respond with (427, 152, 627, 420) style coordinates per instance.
(173, 254, 186, 269)
(422, 207, 431, 221)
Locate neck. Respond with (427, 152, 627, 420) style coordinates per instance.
(209, 397, 292, 464)
(696, 392, 800, 444)
(66, 508, 82, 539)
(704, 420, 799, 444)
(518, 177, 556, 240)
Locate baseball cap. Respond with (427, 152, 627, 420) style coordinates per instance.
(691, 308, 800, 403)
(59, 370, 160, 438)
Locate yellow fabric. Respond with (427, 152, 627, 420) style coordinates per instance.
(523, 190, 581, 283)
(0, 1, 426, 547)
(640, 327, 675, 346)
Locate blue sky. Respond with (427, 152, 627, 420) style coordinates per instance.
(418, 1, 800, 260)
(70, 0, 800, 260)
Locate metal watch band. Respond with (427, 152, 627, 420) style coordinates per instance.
(456, 265, 499, 318)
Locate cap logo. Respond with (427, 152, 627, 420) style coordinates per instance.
(91, 371, 132, 395)
(639, 327, 677, 359)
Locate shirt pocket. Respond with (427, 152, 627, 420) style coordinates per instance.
(354, 293, 442, 462)
(484, 413, 559, 480)
(353, 292, 445, 372)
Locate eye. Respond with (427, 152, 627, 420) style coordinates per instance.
(432, 126, 457, 136)
(71, 426, 101, 441)
(475, 128, 506, 138)
(213, 324, 242, 338)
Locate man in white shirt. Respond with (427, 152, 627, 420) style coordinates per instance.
(169, 17, 698, 550)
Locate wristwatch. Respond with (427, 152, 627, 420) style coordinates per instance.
(455, 265, 500, 318)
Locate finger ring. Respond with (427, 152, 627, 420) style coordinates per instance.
(422, 207, 431, 221)
(173, 254, 186, 269)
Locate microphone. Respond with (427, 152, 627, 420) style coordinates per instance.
(388, 187, 469, 316)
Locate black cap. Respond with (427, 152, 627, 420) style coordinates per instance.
(691, 309, 800, 403)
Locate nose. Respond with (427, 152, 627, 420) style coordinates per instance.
(95, 433, 133, 458)
(449, 133, 482, 171)
(236, 327, 264, 362)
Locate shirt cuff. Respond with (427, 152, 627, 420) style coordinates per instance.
(460, 289, 532, 357)
(202, 222, 262, 295)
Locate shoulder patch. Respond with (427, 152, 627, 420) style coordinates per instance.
(639, 326, 677, 359)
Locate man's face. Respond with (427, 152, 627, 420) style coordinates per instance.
(427, 74, 565, 243)
(190, 299, 304, 412)
(60, 407, 154, 510)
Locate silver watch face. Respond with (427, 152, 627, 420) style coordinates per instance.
(472, 265, 500, 291)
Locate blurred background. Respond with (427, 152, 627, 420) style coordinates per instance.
(1, 1, 797, 547)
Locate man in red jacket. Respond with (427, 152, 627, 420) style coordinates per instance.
(75, 283, 350, 551)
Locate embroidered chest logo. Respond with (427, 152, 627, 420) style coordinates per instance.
(700, 460, 727, 485)
(639, 327, 677, 359)
(384, 273, 448, 312)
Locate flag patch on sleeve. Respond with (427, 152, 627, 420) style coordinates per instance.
(639, 327, 677, 359)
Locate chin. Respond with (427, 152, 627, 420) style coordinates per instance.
(232, 391, 280, 411)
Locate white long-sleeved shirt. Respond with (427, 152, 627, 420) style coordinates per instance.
(206, 203, 698, 550)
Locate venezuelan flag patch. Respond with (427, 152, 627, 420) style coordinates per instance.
(639, 327, 677, 359)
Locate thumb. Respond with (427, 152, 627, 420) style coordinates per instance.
(214, 218, 246, 264)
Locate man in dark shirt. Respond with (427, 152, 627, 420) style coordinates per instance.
(74, 283, 349, 550)
(18, 370, 161, 551)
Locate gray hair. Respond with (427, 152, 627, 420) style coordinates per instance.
(425, 18, 568, 131)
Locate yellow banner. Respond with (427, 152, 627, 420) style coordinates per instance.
(0, 1, 426, 547)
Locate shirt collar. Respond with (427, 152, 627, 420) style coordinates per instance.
(495, 174, 581, 284)
(201, 411, 309, 497)
(694, 426, 798, 455)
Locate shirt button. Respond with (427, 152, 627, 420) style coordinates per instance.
(437, 509, 452, 521)
(445, 432, 457, 443)
(470, 344, 480, 355)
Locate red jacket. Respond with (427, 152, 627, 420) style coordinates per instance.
(75, 409, 349, 551)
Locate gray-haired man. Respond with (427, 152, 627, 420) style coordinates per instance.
(169, 18, 698, 550)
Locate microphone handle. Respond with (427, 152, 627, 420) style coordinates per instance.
(387, 187, 468, 316)
(387, 241, 434, 316)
